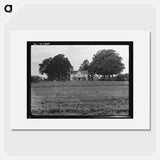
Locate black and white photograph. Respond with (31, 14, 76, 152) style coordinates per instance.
(27, 41, 133, 119)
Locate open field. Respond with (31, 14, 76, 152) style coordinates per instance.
(31, 81, 129, 118)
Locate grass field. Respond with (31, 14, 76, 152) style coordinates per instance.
(31, 81, 129, 118)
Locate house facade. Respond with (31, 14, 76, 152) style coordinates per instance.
(70, 70, 88, 81)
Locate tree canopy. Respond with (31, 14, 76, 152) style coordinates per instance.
(39, 54, 73, 80)
(79, 59, 90, 71)
(89, 49, 125, 80)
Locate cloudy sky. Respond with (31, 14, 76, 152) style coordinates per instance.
(31, 45, 129, 77)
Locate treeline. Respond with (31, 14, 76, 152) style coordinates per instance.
(31, 76, 46, 83)
(110, 73, 129, 81)
(37, 49, 127, 81)
(31, 73, 129, 83)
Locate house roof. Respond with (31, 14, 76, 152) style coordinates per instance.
(70, 70, 88, 74)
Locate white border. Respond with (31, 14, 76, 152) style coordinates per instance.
(10, 31, 150, 130)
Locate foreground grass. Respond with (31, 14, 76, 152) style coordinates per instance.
(31, 81, 129, 117)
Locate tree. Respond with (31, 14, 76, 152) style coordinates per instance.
(79, 59, 90, 71)
(39, 54, 73, 81)
(89, 49, 125, 80)
(79, 59, 95, 81)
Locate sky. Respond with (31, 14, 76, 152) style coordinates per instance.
(31, 45, 129, 77)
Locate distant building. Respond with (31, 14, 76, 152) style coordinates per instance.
(70, 70, 88, 81)
(93, 74, 102, 81)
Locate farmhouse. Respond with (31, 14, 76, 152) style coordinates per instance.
(70, 70, 88, 81)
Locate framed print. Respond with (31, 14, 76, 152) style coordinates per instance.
(27, 41, 133, 119)
(10, 31, 150, 130)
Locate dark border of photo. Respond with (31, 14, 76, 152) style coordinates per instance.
(27, 41, 133, 119)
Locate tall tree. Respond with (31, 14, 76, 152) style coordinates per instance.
(89, 49, 125, 80)
(39, 54, 73, 80)
(79, 59, 90, 71)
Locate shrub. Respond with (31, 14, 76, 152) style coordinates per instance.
(31, 76, 44, 83)
(114, 74, 129, 81)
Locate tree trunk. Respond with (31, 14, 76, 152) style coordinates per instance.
(111, 74, 113, 81)
(103, 75, 105, 81)
(108, 75, 111, 81)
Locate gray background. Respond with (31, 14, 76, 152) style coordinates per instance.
(4, 4, 155, 156)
